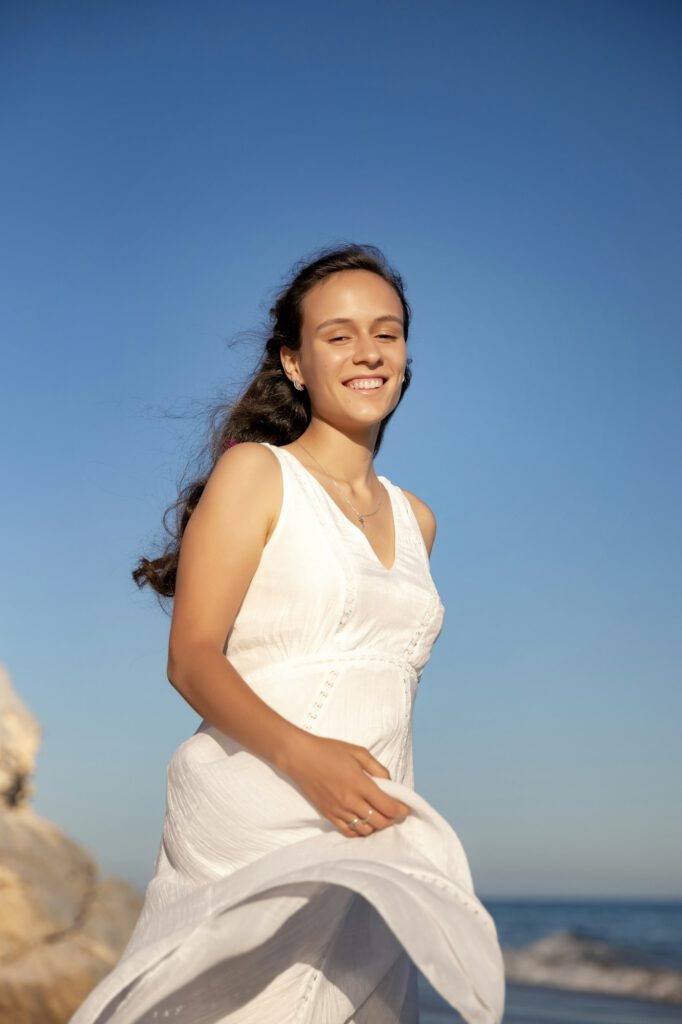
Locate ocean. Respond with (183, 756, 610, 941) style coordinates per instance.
(418, 899, 682, 1023)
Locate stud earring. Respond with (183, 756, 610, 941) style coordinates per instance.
(293, 379, 305, 391)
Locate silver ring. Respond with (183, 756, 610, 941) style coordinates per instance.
(348, 808, 374, 830)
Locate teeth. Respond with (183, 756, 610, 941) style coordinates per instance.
(345, 378, 385, 390)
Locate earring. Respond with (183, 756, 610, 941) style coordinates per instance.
(400, 372, 405, 383)
(293, 379, 305, 391)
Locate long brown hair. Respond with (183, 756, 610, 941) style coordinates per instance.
(132, 242, 413, 603)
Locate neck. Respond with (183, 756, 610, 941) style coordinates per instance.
(294, 426, 378, 491)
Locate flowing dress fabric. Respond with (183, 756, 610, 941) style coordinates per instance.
(69, 442, 506, 1024)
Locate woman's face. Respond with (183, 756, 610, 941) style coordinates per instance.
(285, 269, 407, 433)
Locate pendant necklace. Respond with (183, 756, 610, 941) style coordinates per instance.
(294, 441, 383, 529)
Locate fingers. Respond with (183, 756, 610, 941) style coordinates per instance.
(331, 801, 379, 839)
(347, 805, 380, 836)
(330, 747, 412, 838)
(353, 750, 410, 817)
(354, 747, 391, 779)
(363, 782, 411, 823)
(336, 795, 410, 839)
(337, 813, 375, 838)
(341, 817, 373, 838)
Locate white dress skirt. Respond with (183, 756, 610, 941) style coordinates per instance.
(68, 441, 506, 1024)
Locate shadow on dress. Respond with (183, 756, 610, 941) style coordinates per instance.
(96, 881, 420, 1024)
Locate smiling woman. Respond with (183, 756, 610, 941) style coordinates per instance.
(68, 243, 505, 1024)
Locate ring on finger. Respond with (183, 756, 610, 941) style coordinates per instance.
(348, 808, 374, 830)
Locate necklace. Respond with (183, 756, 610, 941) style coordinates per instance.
(294, 440, 383, 529)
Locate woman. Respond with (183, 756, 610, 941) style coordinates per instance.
(69, 244, 506, 1023)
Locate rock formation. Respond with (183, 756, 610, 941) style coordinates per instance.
(0, 664, 144, 1024)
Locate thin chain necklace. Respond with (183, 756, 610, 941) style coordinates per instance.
(294, 440, 383, 529)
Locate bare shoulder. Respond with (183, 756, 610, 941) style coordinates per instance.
(202, 441, 283, 538)
(399, 488, 438, 557)
(212, 439, 279, 477)
(210, 439, 279, 477)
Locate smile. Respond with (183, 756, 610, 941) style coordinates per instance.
(342, 377, 387, 392)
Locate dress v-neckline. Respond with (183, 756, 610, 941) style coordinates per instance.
(274, 444, 400, 573)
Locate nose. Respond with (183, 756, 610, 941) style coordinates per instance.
(353, 330, 384, 365)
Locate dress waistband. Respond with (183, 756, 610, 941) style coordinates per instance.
(226, 648, 418, 682)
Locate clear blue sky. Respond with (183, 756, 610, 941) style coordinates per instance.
(1, 1, 680, 897)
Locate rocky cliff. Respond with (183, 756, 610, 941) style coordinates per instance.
(0, 664, 144, 1024)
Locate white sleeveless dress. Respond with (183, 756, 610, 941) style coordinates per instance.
(69, 441, 506, 1024)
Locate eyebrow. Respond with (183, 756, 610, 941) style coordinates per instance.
(314, 315, 404, 333)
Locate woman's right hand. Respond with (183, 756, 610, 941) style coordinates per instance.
(281, 731, 412, 838)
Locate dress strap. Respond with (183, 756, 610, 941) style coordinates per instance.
(381, 478, 431, 567)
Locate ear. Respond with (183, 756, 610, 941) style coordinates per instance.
(279, 346, 300, 382)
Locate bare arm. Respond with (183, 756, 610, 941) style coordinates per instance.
(166, 442, 305, 774)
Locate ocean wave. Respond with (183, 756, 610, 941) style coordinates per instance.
(502, 928, 682, 1004)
